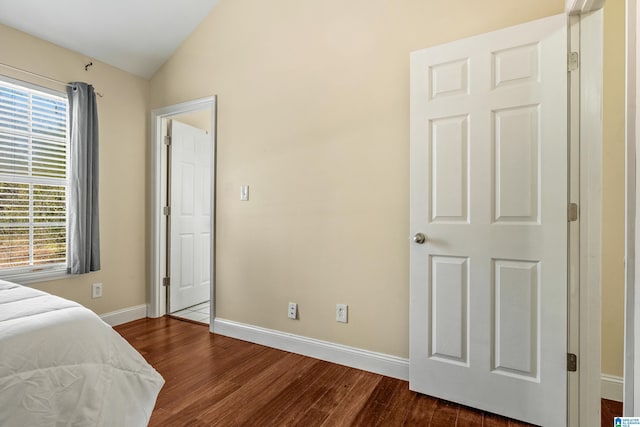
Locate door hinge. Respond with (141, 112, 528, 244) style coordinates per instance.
(163, 206, 171, 216)
(164, 135, 172, 146)
(568, 52, 579, 72)
(568, 203, 578, 222)
(162, 277, 170, 287)
(567, 353, 578, 372)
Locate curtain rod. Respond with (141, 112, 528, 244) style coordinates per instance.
(0, 62, 103, 97)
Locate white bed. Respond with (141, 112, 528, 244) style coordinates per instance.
(0, 280, 164, 427)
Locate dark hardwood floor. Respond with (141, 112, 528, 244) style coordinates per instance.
(602, 399, 623, 426)
(115, 317, 622, 426)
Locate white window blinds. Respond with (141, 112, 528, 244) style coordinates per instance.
(0, 78, 68, 271)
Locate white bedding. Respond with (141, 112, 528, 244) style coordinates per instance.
(0, 280, 164, 427)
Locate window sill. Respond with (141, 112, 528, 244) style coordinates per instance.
(0, 267, 70, 286)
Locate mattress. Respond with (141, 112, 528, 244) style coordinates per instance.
(0, 280, 164, 426)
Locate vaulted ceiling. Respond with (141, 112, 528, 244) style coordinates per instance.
(0, 0, 219, 78)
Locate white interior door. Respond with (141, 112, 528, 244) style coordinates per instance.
(409, 14, 567, 426)
(169, 120, 212, 313)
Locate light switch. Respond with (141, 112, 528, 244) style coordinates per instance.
(240, 185, 249, 201)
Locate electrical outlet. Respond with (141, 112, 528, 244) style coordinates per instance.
(288, 302, 297, 319)
(92, 283, 103, 299)
(336, 304, 348, 323)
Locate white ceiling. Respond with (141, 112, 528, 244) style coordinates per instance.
(0, 0, 219, 78)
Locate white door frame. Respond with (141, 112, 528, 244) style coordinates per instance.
(567, 2, 605, 424)
(566, 0, 606, 14)
(626, 0, 639, 415)
(149, 96, 217, 327)
(572, 9, 604, 425)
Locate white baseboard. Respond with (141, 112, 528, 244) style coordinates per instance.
(100, 304, 148, 326)
(601, 374, 623, 402)
(212, 318, 409, 381)
(202, 317, 629, 401)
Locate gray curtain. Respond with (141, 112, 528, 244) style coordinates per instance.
(67, 82, 100, 274)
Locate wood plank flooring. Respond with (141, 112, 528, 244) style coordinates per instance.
(602, 399, 623, 426)
(115, 317, 622, 426)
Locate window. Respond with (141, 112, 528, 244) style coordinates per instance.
(0, 77, 68, 281)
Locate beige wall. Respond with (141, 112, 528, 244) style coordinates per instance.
(2, 0, 623, 375)
(602, 0, 626, 378)
(173, 110, 211, 134)
(0, 24, 150, 315)
(150, 0, 565, 357)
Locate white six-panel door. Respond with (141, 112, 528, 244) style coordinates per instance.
(409, 14, 567, 426)
(169, 120, 212, 313)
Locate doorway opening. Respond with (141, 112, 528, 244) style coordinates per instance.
(149, 97, 217, 329)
